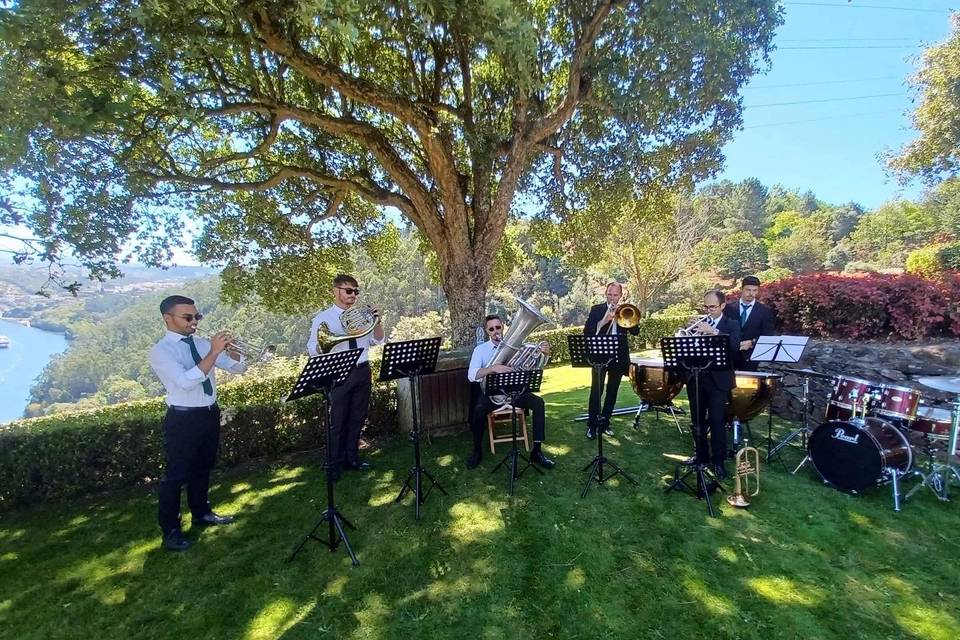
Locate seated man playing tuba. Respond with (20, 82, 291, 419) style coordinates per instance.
(466, 314, 554, 470)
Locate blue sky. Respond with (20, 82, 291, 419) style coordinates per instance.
(716, 0, 955, 209)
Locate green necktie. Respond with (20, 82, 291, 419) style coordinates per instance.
(182, 336, 214, 396)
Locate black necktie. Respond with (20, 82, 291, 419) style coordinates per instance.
(182, 336, 214, 395)
(740, 304, 752, 328)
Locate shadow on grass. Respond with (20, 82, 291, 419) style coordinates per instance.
(1, 366, 958, 639)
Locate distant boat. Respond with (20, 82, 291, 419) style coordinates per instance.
(0, 335, 9, 348)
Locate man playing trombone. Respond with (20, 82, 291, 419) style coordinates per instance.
(583, 282, 640, 439)
(149, 295, 248, 552)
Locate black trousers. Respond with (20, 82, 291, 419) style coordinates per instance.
(686, 378, 730, 465)
(158, 405, 220, 533)
(735, 349, 759, 372)
(329, 363, 372, 470)
(470, 392, 546, 450)
(588, 366, 626, 424)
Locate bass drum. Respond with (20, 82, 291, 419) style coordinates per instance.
(808, 418, 913, 492)
(628, 358, 684, 406)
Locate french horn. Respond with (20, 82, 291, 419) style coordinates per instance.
(316, 305, 379, 354)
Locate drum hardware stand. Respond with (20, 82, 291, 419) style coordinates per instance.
(568, 334, 639, 497)
(768, 372, 814, 467)
(661, 335, 731, 518)
(379, 338, 448, 521)
(905, 383, 960, 503)
(633, 402, 686, 435)
(487, 369, 545, 497)
(286, 349, 363, 566)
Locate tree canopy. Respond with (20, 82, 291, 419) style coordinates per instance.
(0, 0, 780, 344)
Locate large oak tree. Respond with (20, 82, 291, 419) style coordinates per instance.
(0, 0, 779, 344)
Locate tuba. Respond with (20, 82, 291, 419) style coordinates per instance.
(316, 305, 379, 354)
(726, 439, 760, 508)
(481, 298, 552, 404)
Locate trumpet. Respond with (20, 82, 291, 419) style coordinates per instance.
(675, 314, 711, 337)
(726, 439, 760, 508)
(203, 333, 276, 362)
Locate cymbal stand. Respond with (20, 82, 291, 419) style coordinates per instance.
(905, 395, 960, 503)
(766, 373, 813, 468)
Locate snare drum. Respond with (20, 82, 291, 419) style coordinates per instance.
(910, 406, 953, 438)
(628, 358, 684, 406)
(876, 384, 921, 421)
(825, 376, 880, 421)
(808, 417, 914, 492)
(727, 371, 782, 422)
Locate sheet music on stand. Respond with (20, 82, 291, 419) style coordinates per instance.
(750, 335, 809, 365)
(486, 368, 544, 397)
(378, 337, 442, 381)
(285, 349, 362, 402)
(660, 335, 730, 374)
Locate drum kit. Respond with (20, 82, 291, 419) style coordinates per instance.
(630, 358, 960, 512)
(783, 370, 960, 511)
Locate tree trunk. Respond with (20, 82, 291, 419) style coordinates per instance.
(440, 252, 492, 348)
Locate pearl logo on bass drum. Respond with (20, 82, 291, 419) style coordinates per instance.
(831, 427, 860, 444)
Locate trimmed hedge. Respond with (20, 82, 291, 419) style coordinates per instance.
(0, 359, 397, 510)
(760, 272, 960, 340)
(531, 316, 690, 365)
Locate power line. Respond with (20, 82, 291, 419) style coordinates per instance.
(748, 76, 901, 89)
(784, 2, 950, 13)
(778, 37, 918, 42)
(779, 45, 918, 49)
(743, 109, 904, 129)
(747, 92, 905, 108)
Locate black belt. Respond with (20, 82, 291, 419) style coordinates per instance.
(167, 403, 220, 412)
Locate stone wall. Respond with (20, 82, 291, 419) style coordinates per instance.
(767, 339, 960, 421)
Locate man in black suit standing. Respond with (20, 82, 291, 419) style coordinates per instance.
(686, 289, 741, 479)
(723, 275, 776, 372)
(583, 282, 640, 439)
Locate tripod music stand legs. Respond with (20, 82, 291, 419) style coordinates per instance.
(491, 401, 542, 496)
(288, 389, 360, 565)
(581, 419, 639, 498)
(393, 375, 447, 519)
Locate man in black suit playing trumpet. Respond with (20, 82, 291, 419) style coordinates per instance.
(583, 282, 640, 439)
(686, 289, 741, 479)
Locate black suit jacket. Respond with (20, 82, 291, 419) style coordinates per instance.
(584, 303, 639, 375)
(723, 299, 776, 369)
(699, 314, 740, 391)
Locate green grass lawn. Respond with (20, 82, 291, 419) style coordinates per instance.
(1, 366, 959, 640)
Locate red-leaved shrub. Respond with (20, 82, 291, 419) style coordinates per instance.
(758, 273, 958, 340)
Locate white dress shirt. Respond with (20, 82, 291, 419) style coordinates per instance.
(306, 304, 384, 362)
(597, 304, 617, 335)
(149, 331, 248, 407)
(467, 340, 499, 382)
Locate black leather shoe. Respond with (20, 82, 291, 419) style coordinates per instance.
(585, 426, 595, 440)
(345, 460, 372, 472)
(192, 512, 235, 527)
(602, 425, 615, 436)
(467, 450, 482, 470)
(531, 450, 555, 469)
(162, 528, 190, 552)
(713, 464, 729, 480)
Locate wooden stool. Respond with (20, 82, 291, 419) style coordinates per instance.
(487, 404, 530, 454)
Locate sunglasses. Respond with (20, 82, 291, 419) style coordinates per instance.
(168, 313, 203, 322)
(337, 287, 361, 295)
(487, 325, 503, 332)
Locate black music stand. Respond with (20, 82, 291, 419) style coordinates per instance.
(379, 337, 448, 520)
(568, 333, 639, 497)
(487, 369, 545, 496)
(285, 348, 363, 565)
(751, 335, 811, 465)
(661, 334, 731, 517)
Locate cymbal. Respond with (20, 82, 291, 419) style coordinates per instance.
(781, 367, 834, 380)
(918, 376, 960, 394)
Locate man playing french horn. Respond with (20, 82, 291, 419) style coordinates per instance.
(583, 282, 640, 439)
(466, 314, 555, 470)
(307, 274, 384, 480)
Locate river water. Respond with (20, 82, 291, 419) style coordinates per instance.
(0, 319, 68, 425)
